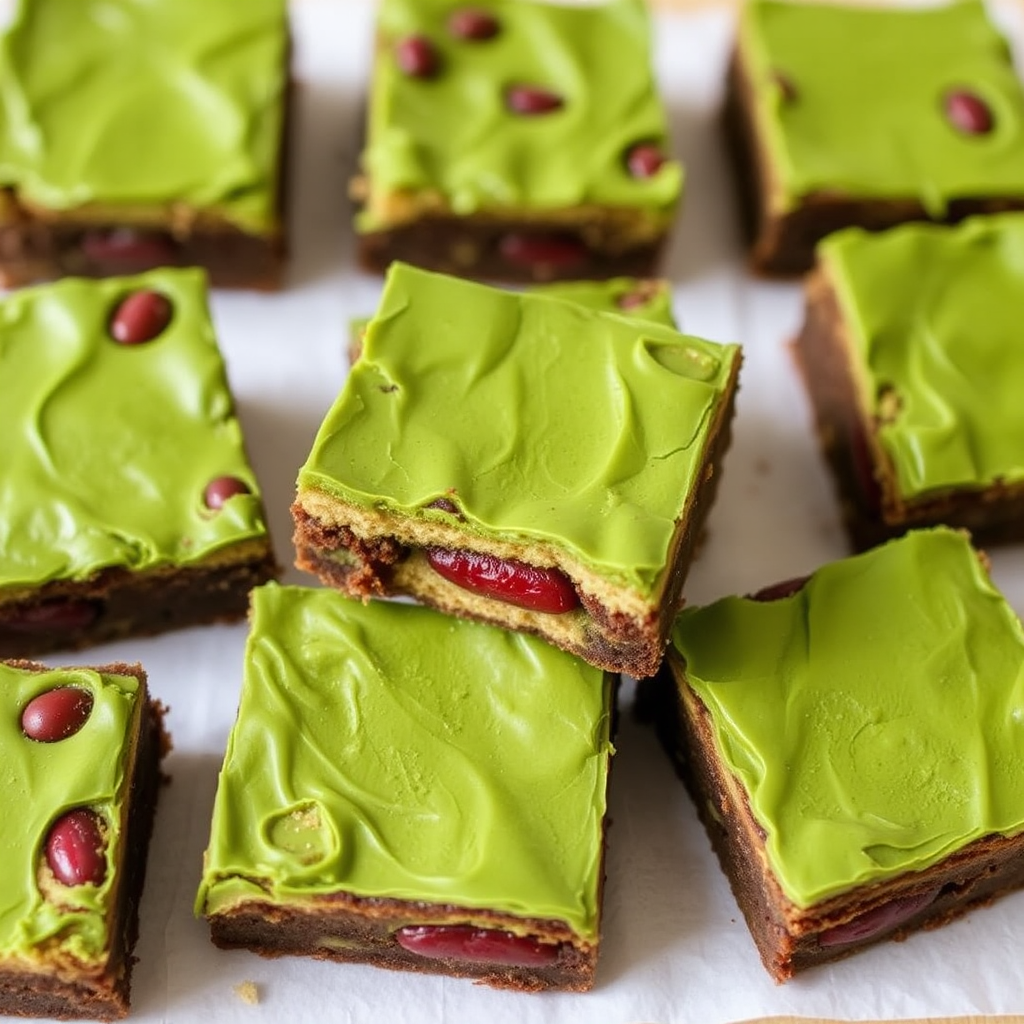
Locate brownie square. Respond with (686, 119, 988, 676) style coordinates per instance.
(197, 583, 616, 992)
(0, 0, 290, 289)
(0, 269, 277, 657)
(642, 527, 1024, 981)
(353, 0, 683, 283)
(726, 0, 1024, 276)
(0, 658, 168, 1020)
(293, 262, 740, 678)
(795, 213, 1024, 550)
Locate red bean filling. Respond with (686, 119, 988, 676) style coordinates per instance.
(505, 84, 563, 116)
(45, 809, 106, 887)
(3, 599, 100, 634)
(204, 475, 251, 510)
(80, 228, 177, 270)
(626, 142, 667, 179)
(395, 35, 440, 78)
(110, 290, 173, 345)
(498, 232, 588, 270)
(21, 687, 93, 743)
(396, 924, 561, 966)
(448, 7, 500, 40)
(426, 547, 580, 614)
(944, 89, 993, 135)
(819, 889, 940, 948)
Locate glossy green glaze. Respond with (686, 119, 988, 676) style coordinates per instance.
(0, 663, 140, 964)
(741, 0, 1024, 214)
(358, 0, 682, 228)
(299, 262, 740, 594)
(0, 0, 288, 231)
(0, 268, 268, 592)
(197, 584, 614, 939)
(670, 528, 1024, 908)
(824, 214, 1024, 499)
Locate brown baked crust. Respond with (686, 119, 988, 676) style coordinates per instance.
(0, 659, 170, 1020)
(0, 549, 279, 659)
(723, 49, 1024, 277)
(793, 266, 1024, 551)
(640, 659, 1024, 981)
(291, 357, 739, 678)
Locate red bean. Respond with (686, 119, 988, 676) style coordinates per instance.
(204, 476, 251, 510)
(396, 925, 561, 966)
(626, 143, 667, 179)
(749, 576, 810, 602)
(498, 233, 588, 271)
(395, 35, 439, 78)
(109, 290, 173, 345)
(448, 7, 500, 40)
(505, 84, 563, 116)
(3, 600, 100, 634)
(45, 809, 106, 887)
(426, 547, 580, 613)
(80, 228, 177, 269)
(819, 890, 939, 948)
(21, 687, 93, 743)
(944, 90, 993, 134)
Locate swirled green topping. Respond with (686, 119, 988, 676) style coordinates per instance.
(0, 663, 140, 964)
(0, 0, 288, 232)
(0, 268, 269, 593)
(197, 584, 614, 940)
(298, 263, 740, 594)
(823, 214, 1024, 499)
(741, 0, 1024, 216)
(358, 0, 682, 230)
(669, 528, 1024, 908)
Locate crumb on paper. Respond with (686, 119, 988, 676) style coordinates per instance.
(233, 980, 260, 1006)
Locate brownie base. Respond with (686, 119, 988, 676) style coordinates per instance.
(0, 661, 170, 1020)
(356, 215, 668, 284)
(723, 51, 1024, 277)
(639, 666, 1024, 981)
(0, 552, 278, 659)
(793, 269, 1024, 551)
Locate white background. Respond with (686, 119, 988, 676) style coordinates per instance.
(35, 2, 1024, 1022)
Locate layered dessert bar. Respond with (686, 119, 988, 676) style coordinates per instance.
(0, 658, 168, 1019)
(795, 213, 1024, 550)
(353, 0, 683, 282)
(0, 269, 277, 657)
(727, 0, 1024, 275)
(197, 583, 615, 992)
(641, 528, 1024, 980)
(294, 262, 741, 678)
(0, 0, 289, 289)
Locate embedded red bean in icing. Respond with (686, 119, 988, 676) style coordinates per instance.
(448, 7, 500, 40)
(21, 687, 94, 743)
(944, 90, 993, 134)
(80, 228, 176, 268)
(498, 233, 588, 270)
(395, 35, 439, 78)
(626, 143, 667, 179)
(396, 925, 561, 966)
(110, 290, 173, 345)
(204, 476, 251, 510)
(819, 890, 939, 948)
(4, 600, 100, 633)
(617, 290, 650, 311)
(505, 84, 563, 115)
(426, 547, 580, 613)
(750, 576, 810, 602)
(45, 809, 106, 887)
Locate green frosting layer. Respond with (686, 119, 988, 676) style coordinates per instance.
(824, 213, 1024, 500)
(359, 0, 682, 229)
(197, 583, 614, 939)
(526, 278, 675, 327)
(0, 663, 139, 964)
(0, 0, 288, 232)
(741, 0, 1024, 214)
(298, 262, 739, 594)
(0, 268, 268, 593)
(670, 527, 1024, 908)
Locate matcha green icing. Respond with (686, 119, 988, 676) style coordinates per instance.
(823, 213, 1024, 500)
(741, 0, 1024, 215)
(358, 0, 682, 229)
(197, 583, 614, 940)
(527, 278, 675, 327)
(298, 262, 740, 594)
(0, 0, 288, 232)
(0, 268, 268, 593)
(670, 527, 1024, 908)
(0, 663, 139, 964)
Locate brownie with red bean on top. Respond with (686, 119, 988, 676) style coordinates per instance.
(0, 268, 277, 657)
(352, 0, 682, 282)
(0, 658, 169, 1020)
(726, 0, 1024, 276)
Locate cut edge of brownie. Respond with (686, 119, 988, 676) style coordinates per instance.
(0, 659, 170, 1020)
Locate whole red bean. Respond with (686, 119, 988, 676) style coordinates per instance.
(109, 290, 173, 345)
(505, 84, 563, 116)
(448, 7, 500, 40)
(396, 925, 561, 966)
(395, 35, 439, 78)
(80, 228, 176, 269)
(944, 89, 993, 134)
(203, 476, 251, 510)
(4, 600, 100, 634)
(626, 143, 667, 179)
(819, 890, 939, 948)
(498, 233, 588, 271)
(45, 809, 106, 887)
(21, 687, 94, 742)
